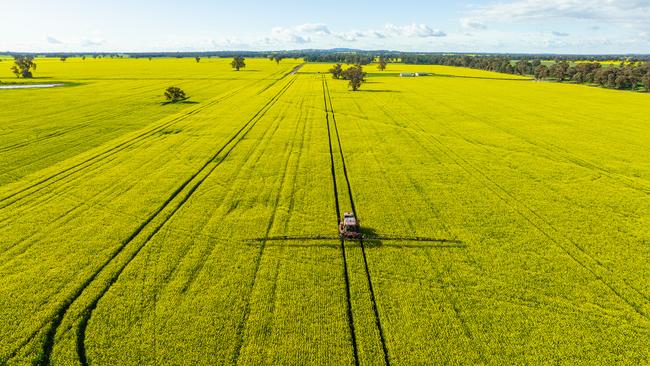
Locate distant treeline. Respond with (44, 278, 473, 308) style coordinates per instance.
(399, 55, 650, 91)
(3, 50, 650, 91)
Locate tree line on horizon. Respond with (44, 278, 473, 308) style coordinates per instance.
(400, 55, 650, 92)
(5, 52, 650, 92)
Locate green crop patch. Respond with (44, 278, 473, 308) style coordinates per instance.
(0, 58, 649, 365)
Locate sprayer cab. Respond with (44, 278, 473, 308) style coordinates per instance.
(339, 212, 362, 240)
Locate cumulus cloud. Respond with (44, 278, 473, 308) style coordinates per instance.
(46, 36, 62, 44)
(81, 38, 106, 47)
(384, 23, 446, 38)
(467, 0, 650, 27)
(270, 24, 322, 44)
(460, 18, 487, 30)
(213, 38, 252, 49)
(334, 31, 366, 42)
(294, 23, 331, 35)
(260, 22, 445, 47)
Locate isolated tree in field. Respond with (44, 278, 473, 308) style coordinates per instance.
(329, 64, 343, 79)
(11, 56, 37, 78)
(60, 57, 67, 62)
(273, 55, 283, 65)
(377, 56, 387, 71)
(231, 56, 246, 71)
(195, 56, 201, 63)
(164, 86, 187, 103)
(342, 65, 366, 91)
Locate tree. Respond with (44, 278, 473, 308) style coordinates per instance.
(615, 74, 628, 89)
(342, 65, 366, 91)
(534, 65, 549, 80)
(231, 56, 246, 71)
(11, 56, 37, 78)
(515, 60, 531, 75)
(572, 72, 584, 83)
(164, 86, 187, 103)
(273, 55, 283, 65)
(549, 61, 570, 82)
(195, 56, 201, 63)
(643, 72, 650, 92)
(377, 56, 387, 71)
(329, 64, 343, 79)
(60, 57, 67, 62)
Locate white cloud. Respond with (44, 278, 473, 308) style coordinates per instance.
(334, 31, 365, 42)
(81, 38, 106, 47)
(384, 23, 446, 38)
(212, 38, 251, 49)
(460, 18, 487, 30)
(552, 31, 570, 36)
(258, 22, 446, 48)
(46, 36, 62, 44)
(467, 0, 650, 28)
(270, 25, 317, 44)
(294, 23, 331, 35)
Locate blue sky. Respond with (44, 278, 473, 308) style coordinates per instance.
(3, 0, 650, 53)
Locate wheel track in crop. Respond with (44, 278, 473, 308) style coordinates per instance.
(231, 81, 310, 364)
(6, 68, 292, 200)
(230, 80, 306, 366)
(414, 91, 650, 196)
(120, 85, 298, 317)
(324, 76, 391, 366)
(0, 68, 290, 211)
(4, 76, 297, 366)
(478, 89, 650, 190)
(344, 96, 488, 361)
(422, 249, 488, 364)
(385, 101, 650, 322)
(157, 97, 294, 297)
(0, 123, 93, 154)
(0, 91, 229, 210)
(0, 174, 129, 262)
(0, 72, 288, 255)
(0, 81, 171, 158)
(0, 128, 202, 228)
(0, 71, 291, 257)
(322, 76, 359, 366)
(364, 92, 650, 313)
(256, 63, 304, 95)
(354, 92, 649, 353)
(127, 85, 305, 349)
(74, 76, 298, 366)
(347, 97, 457, 241)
